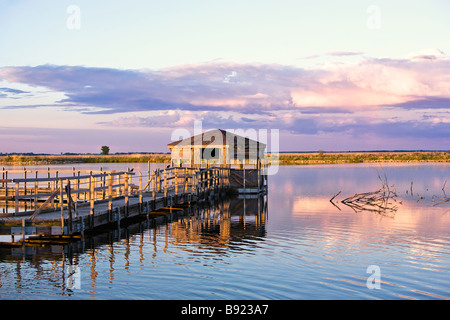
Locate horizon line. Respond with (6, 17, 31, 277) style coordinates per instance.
(1, 149, 449, 156)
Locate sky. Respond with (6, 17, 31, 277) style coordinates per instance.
(0, 0, 449, 153)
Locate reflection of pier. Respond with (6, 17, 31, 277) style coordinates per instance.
(170, 196, 268, 252)
(0, 195, 267, 296)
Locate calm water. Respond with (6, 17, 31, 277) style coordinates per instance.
(0, 162, 449, 300)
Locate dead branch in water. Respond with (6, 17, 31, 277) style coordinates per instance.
(330, 168, 449, 213)
(329, 191, 342, 211)
(432, 180, 449, 206)
(330, 191, 341, 202)
(330, 168, 400, 216)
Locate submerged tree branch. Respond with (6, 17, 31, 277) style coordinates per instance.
(330, 167, 399, 216)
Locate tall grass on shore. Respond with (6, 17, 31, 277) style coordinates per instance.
(276, 151, 450, 165)
(0, 151, 449, 165)
(0, 153, 172, 165)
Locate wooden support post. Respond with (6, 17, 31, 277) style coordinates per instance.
(124, 173, 129, 217)
(139, 171, 144, 210)
(61, 210, 65, 236)
(175, 168, 178, 196)
(208, 170, 211, 190)
(60, 179, 64, 220)
(23, 168, 27, 198)
(202, 171, 205, 193)
(117, 174, 121, 196)
(184, 168, 188, 194)
(89, 175, 94, 221)
(265, 160, 268, 191)
(34, 171, 38, 210)
(4, 172, 8, 212)
(102, 170, 106, 200)
(66, 179, 73, 235)
(257, 159, 260, 193)
(243, 165, 246, 193)
(108, 174, 113, 219)
(52, 180, 56, 209)
(77, 171, 81, 201)
(157, 169, 160, 192)
(94, 176, 98, 201)
(152, 172, 156, 201)
(203, 170, 206, 193)
(14, 182, 19, 216)
(147, 161, 151, 191)
(196, 171, 199, 197)
(164, 168, 167, 198)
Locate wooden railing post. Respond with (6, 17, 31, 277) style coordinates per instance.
(124, 173, 129, 217)
(207, 170, 211, 190)
(147, 161, 151, 191)
(257, 160, 260, 192)
(157, 169, 160, 193)
(175, 168, 178, 196)
(89, 175, 94, 218)
(4, 173, 8, 214)
(60, 179, 64, 221)
(152, 171, 156, 201)
(66, 179, 73, 235)
(102, 170, 106, 200)
(14, 181, 19, 216)
(184, 168, 188, 194)
(164, 168, 167, 198)
(23, 168, 27, 199)
(116, 173, 121, 196)
(34, 171, 38, 211)
(139, 172, 143, 206)
(108, 173, 113, 215)
(202, 171, 205, 193)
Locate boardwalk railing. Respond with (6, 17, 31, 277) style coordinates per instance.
(0, 165, 268, 242)
(0, 167, 233, 218)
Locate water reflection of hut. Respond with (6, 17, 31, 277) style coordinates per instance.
(169, 196, 267, 252)
(168, 129, 267, 193)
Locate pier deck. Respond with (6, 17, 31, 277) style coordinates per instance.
(0, 166, 267, 245)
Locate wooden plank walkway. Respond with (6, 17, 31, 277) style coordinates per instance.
(0, 166, 267, 245)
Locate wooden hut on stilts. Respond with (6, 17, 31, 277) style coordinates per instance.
(167, 129, 267, 194)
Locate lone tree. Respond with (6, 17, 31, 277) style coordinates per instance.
(101, 145, 110, 155)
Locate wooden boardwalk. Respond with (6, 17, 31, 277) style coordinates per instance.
(0, 166, 267, 245)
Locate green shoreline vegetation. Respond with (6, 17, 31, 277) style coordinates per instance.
(276, 151, 450, 165)
(0, 151, 449, 166)
(0, 153, 171, 165)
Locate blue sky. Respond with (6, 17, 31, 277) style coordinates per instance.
(0, 0, 449, 153)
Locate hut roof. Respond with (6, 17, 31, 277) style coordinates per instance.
(167, 129, 266, 149)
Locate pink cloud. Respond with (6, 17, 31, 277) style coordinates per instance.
(291, 53, 450, 109)
(1, 51, 449, 152)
